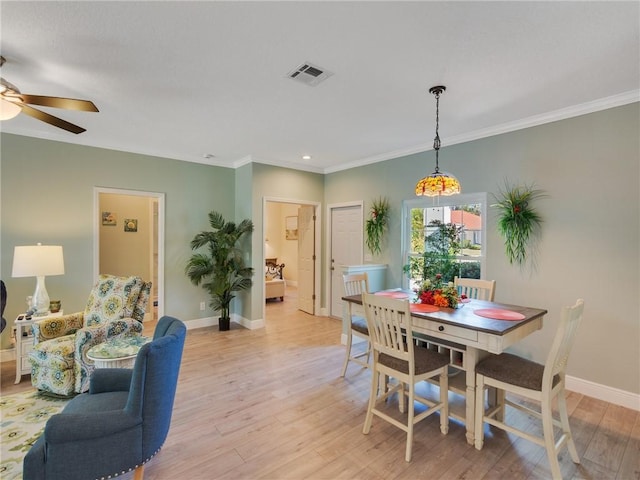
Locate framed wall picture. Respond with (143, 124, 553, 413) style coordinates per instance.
(124, 219, 138, 232)
(102, 211, 117, 226)
(285, 216, 298, 240)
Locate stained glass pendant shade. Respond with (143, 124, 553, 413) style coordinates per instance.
(415, 86, 461, 197)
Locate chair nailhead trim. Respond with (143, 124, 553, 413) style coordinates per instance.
(97, 446, 163, 480)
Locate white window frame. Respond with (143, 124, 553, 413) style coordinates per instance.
(401, 192, 488, 289)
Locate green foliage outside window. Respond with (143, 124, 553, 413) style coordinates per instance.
(404, 220, 464, 284)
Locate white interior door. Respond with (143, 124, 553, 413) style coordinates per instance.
(330, 204, 363, 318)
(297, 205, 315, 314)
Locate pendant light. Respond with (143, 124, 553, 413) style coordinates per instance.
(415, 85, 461, 197)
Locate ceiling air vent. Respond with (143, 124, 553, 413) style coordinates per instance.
(287, 62, 333, 86)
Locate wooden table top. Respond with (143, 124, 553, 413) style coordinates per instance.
(342, 293, 547, 337)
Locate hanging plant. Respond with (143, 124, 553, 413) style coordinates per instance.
(492, 182, 545, 266)
(365, 197, 390, 255)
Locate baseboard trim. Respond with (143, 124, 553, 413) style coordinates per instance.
(1, 348, 16, 362)
(184, 316, 218, 330)
(184, 314, 263, 331)
(234, 314, 264, 330)
(334, 338, 639, 412)
(3, 334, 638, 411)
(566, 375, 639, 411)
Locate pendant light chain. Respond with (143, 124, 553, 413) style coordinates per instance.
(433, 89, 441, 173)
(414, 84, 461, 197)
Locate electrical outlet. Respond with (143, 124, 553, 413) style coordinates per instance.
(200, 302, 206, 311)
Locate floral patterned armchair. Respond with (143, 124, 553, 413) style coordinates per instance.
(29, 274, 151, 396)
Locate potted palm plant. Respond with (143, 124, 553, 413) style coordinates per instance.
(186, 211, 254, 331)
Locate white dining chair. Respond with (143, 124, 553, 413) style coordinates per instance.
(340, 272, 370, 376)
(361, 292, 450, 462)
(474, 299, 584, 479)
(454, 276, 496, 301)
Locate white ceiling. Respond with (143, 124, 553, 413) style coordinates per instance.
(1, 1, 638, 174)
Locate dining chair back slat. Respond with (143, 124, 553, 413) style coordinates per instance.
(364, 294, 411, 362)
(343, 273, 369, 296)
(454, 277, 496, 301)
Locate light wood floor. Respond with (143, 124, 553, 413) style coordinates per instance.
(2, 288, 639, 479)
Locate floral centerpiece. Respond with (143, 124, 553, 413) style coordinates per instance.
(415, 273, 459, 308)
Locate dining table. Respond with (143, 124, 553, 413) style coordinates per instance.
(342, 290, 547, 445)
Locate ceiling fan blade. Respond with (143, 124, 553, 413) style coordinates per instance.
(19, 94, 98, 112)
(20, 104, 87, 134)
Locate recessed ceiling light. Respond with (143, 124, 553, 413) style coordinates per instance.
(302, 155, 312, 160)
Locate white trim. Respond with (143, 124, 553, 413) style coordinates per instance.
(183, 316, 218, 330)
(2, 344, 638, 411)
(182, 314, 262, 331)
(566, 375, 640, 412)
(233, 313, 264, 330)
(324, 90, 640, 174)
(237, 154, 325, 174)
(93, 187, 165, 320)
(9, 92, 636, 176)
(1, 348, 15, 363)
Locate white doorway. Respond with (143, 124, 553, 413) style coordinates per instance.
(328, 202, 364, 318)
(94, 187, 165, 321)
(263, 197, 321, 321)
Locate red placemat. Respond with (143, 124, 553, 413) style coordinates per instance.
(410, 303, 439, 313)
(375, 291, 410, 299)
(474, 308, 525, 321)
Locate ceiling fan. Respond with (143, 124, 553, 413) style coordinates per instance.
(0, 55, 98, 134)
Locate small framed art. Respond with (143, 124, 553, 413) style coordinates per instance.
(285, 216, 298, 240)
(102, 211, 117, 226)
(124, 219, 138, 232)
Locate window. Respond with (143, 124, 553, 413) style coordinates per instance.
(402, 193, 487, 290)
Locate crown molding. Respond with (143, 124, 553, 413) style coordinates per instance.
(323, 90, 640, 174)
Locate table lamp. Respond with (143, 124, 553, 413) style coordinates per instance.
(12, 243, 65, 316)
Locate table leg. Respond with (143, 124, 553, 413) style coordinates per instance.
(464, 347, 479, 445)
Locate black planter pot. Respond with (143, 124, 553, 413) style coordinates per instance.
(218, 317, 231, 331)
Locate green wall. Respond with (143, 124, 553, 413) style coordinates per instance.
(249, 163, 325, 319)
(325, 103, 640, 394)
(0, 134, 235, 349)
(1, 102, 638, 396)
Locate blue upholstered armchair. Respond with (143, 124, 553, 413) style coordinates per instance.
(24, 316, 186, 480)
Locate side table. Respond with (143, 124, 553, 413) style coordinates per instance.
(87, 336, 150, 369)
(14, 310, 63, 384)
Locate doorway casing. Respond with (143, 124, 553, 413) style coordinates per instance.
(93, 187, 165, 321)
(263, 197, 322, 323)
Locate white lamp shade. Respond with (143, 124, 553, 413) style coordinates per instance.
(12, 245, 65, 278)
